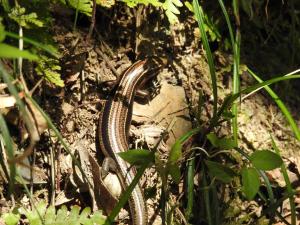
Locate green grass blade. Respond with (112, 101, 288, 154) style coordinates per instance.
(231, 31, 240, 145)
(202, 170, 212, 225)
(0, 63, 35, 148)
(271, 136, 296, 225)
(104, 163, 148, 225)
(0, 113, 16, 193)
(25, 95, 94, 190)
(192, 0, 218, 119)
(217, 0, 235, 48)
(247, 69, 300, 141)
(235, 148, 275, 204)
(185, 156, 195, 219)
(216, 74, 300, 123)
(4, 31, 59, 58)
(211, 183, 220, 224)
(73, 0, 80, 31)
(218, 0, 241, 144)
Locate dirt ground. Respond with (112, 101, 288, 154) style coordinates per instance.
(1, 3, 300, 225)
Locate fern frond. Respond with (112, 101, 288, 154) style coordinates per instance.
(2, 201, 106, 225)
(35, 55, 64, 87)
(8, 5, 44, 28)
(162, 0, 183, 24)
(96, 0, 115, 8)
(67, 0, 93, 16)
(0, 18, 6, 42)
(2, 212, 20, 225)
(122, 0, 162, 8)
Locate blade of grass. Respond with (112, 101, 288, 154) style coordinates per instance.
(4, 31, 59, 58)
(207, 74, 300, 131)
(215, 74, 300, 126)
(25, 94, 93, 190)
(217, 0, 235, 48)
(0, 136, 10, 182)
(202, 170, 212, 225)
(73, 0, 80, 31)
(104, 163, 148, 225)
(235, 148, 275, 205)
(192, 0, 218, 119)
(185, 156, 195, 219)
(271, 136, 296, 225)
(0, 113, 16, 193)
(217, 0, 241, 144)
(211, 182, 220, 224)
(231, 31, 240, 145)
(161, 181, 166, 225)
(247, 69, 300, 141)
(0, 63, 32, 130)
(18, 174, 45, 225)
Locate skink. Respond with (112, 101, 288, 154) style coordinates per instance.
(98, 60, 150, 225)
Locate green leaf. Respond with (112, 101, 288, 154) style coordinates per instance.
(0, 18, 5, 42)
(67, 0, 93, 16)
(91, 211, 106, 224)
(69, 205, 80, 224)
(2, 212, 20, 225)
(165, 139, 182, 182)
(118, 149, 154, 166)
(164, 128, 201, 183)
(21, 201, 47, 225)
(8, 5, 44, 28)
(56, 205, 68, 223)
(168, 140, 182, 164)
(205, 160, 236, 183)
(250, 150, 283, 171)
(241, 167, 260, 200)
(1, 0, 10, 12)
(184, 1, 193, 12)
(0, 43, 39, 60)
(122, 0, 162, 7)
(15, 198, 104, 224)
(169, 164, 181, 183)
(163, 0, 183, 24)
(207, 133, 236, 149)
(44, 205, 56, 224)
(79, 207, 91, 224)
(35, 55, 64, 86)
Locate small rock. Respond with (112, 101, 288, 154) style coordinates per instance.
(66, 120, 75, 132)
(62, 102, 74, 115)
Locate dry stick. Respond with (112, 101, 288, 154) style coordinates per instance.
(49, 135, 55, 206)
(17, 26, 38, 197)
(29, 78, 44, 96)
(18, 27, 29, 93)
(94, 29, 115, 58)
(17, 26, 40, 132)
(56, 142, 61, 193)
(87, 0, 97, 40)
(94, 48, 120, 78)
(135, 5, 144, 57)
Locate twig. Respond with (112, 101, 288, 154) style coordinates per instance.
(87, 0, 97, 40)
(29, 78, 44, 96)
(135, 5, 144, 57)
(94, 29, 114, 57)
(95, 48, 120, 78)
(49, 133, 55, 206)
(18, 26, 29, 93)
